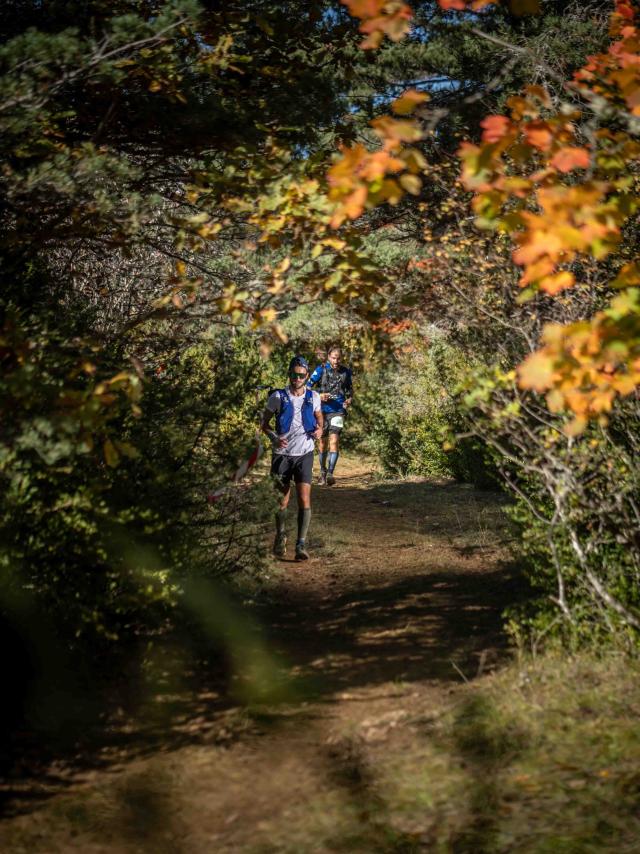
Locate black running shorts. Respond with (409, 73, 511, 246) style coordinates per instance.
(321, 411, 346, 437)
(271, 451, 314, 488)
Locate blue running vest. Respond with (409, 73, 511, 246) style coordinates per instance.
(275, 389, 317, 436)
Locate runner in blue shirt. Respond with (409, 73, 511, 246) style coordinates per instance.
(307, 345, 353, 486)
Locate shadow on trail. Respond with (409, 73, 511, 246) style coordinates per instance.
(260, 565, 521, 695)
(1, 473, 524, 824)
(259, 473, 523, 694)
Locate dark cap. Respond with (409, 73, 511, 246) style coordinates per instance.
(288, 355, 309, 373)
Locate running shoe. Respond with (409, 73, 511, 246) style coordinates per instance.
(326, 473, 336, 486)
(273, 532, 287, 558)
(318, 471, 327, 486)
(295, 542, 310, 561)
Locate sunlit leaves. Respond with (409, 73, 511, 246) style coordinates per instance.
(455, 1, 640, 429)
(518, 296, 640, 434)
(517, 350, 555, 392)
(340, 0, 412, 49)
(550, 147, 591, 173)
(392, 88, 429, 115)
(480, 115, 512, 143)
(327, 114, 424, 227)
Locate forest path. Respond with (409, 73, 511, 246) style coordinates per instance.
(0, 457, 519, 853)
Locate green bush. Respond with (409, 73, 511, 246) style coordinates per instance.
(0, 312, 274, 654)
(462, 369, 640, 650)
(354, 333, 498, 485)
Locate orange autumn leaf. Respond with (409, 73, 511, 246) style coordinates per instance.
(480, 115, 512, 143)
(338, 186, 368, 222)
(327, 113, 423, 226)
(538, 271, 576, 294)
(550, 147, 591, 172)
(523, 121, 553, 151)
(513, 230, 564, 267)
(340, 0, 413, 48)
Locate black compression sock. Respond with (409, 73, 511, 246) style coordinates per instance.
(297, 507, 311, 543)
(276, 509, 287, 535)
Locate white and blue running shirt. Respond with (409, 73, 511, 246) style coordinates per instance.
(267, 388, 321, 457)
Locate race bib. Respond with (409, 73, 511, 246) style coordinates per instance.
(330, 415, 344, 429)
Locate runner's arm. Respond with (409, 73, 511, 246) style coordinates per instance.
(260, 409, 277, 442)
(261, 399, 287, 449)
(307, 365, 322, 389)
(313, 408, 323, 440)
(343, 368, 353, 407)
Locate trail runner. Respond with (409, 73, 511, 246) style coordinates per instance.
(261, 355, 323, 561)
(307, 345, 353, 486)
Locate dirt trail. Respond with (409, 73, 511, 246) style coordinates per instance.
(0, 457, 520, 853)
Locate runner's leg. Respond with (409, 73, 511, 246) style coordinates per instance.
(277, 481, 292, 537)
(327, 431, 340, 485)
(318, 434, 328, 484)
(271, 454, 292, 556)
(293, 453, 313, 559)
(319, 436, 328, 475)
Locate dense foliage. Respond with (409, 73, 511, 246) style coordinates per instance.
(341, 0, 640, 646)
(2, 0, 639, 732)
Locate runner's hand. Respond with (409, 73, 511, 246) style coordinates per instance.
(320, 393, 330, 402)
(313, 426, 322, 440)
(277, 436, 288, 449)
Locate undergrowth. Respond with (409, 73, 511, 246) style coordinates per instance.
(257, 652, 640, 853)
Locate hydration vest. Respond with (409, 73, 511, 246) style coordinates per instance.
(312, 363, 352, 413)
(274, 388, 317, 436)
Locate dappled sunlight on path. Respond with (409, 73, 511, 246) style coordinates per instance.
(0, 456, 523, 852)
(260, 457, 519, 693)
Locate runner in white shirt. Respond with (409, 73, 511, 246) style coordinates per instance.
(261, 356, 323, 561)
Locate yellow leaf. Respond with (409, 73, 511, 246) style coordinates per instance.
(612, 373, 637, 395)
(322, 237, 347, 250)
(564, 415, 588, 436)
(399, 173, 422, 195)
(104, 439, 119, 468)
(392, 89, 429, 115)
(546, 388, 565, 412)
(518, 350, 556, 391)
(272, 323, 288, 343)
(612, 261, 640, 289)
(106, 371, 133, 387)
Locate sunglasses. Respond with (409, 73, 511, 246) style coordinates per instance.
(290, 371, 307, 378)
